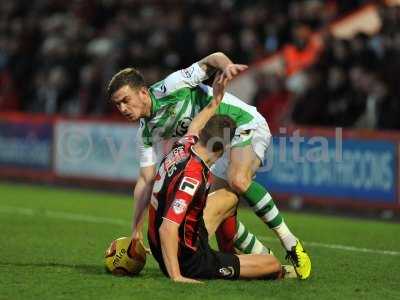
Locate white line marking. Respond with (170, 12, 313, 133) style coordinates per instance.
(0, 205, 130, 226)
(45, 211, 129, 226)
(1, 205, 399, 256)
(259, 236, 400, 256)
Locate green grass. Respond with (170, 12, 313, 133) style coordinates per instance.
(0, 182, 399, 300)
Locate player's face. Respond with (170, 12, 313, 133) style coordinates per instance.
(111, 85, 150, 122)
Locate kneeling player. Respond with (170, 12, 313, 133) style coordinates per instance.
(148, 75, 287, 282)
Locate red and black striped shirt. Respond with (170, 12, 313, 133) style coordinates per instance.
(148, 135, 212, 252)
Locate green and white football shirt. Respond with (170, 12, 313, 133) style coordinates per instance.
(137, 63, 270, 167)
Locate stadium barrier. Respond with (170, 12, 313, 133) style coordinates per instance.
(256, 127, 400, 211)
(0, 112, 399, 211)
(54, 120, 140, 182)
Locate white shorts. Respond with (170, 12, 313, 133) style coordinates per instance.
(210, 120, 272, 180)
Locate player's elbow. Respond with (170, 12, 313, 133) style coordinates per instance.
(159, 220, 177, 240)
(204, 52, 227, 65)
(212, 51, 227, 59)
(159, 222, 169, 239)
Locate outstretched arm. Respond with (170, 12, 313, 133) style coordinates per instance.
(131, 165, 156, 240)
(198, 52, 248, 80)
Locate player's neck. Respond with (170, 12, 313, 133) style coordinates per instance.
(192, 144, 218, 167)
(142, 92, 153, 118)
(144, 92, 152, 117)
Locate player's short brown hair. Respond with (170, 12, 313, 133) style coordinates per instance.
(199, 115, 236, 153)
(107, 68, 146, 99)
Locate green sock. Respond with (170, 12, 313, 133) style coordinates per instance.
(233, 221, 272, 254)
(244, 181, 298, 251)
(244, 181, 283, 228)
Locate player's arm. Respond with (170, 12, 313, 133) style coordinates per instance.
(186, 72, 228, 136)
(159, 220, 200, 283)
(198, 52, 248, 80)
(155, 52, 246, 94)
(159, 172, 203, 283)
(131, 123, 157, 240)
(131, 165, 156, 240)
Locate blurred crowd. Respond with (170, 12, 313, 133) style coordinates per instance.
(254, 4, 400, 132)
(4, 0, 398, 131)
(0, 0, 367, 118)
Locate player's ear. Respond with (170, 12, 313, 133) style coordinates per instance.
(215, 149, 224, 158)
(138, 86, 149, 97)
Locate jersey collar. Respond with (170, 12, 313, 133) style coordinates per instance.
(190, 146, 211, 170)
(148, 88, 159, 118)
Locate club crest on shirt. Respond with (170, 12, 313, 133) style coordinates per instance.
(178, 177, 200, 196)
(153, 82, 167, 98)
(171, 198, 187, 215)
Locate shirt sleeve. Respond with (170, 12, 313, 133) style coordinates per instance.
(137, 119, 157, 167)
(151, 63, 209, 99)
(164, 168, 203, 225)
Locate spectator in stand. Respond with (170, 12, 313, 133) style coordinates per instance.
(283, 23, 323, 76)
(252, 72, 290, 134)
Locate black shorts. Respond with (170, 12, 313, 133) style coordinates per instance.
(149, 222, 240, 280)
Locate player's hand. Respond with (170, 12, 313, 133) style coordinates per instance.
(172, 276, 203, 284)
(130, 238, 151, 255)
(132, 229, 151, 254)
(212, 72, 228, 105)
(221, 63, 248, 81)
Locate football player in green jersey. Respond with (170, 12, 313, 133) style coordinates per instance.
(108, 52, 311, 279)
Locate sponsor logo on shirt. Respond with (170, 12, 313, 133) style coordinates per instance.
(164, 145, 186, 176)
(175, 117, 192, 137)
(178, 177, 200, 196)
(180, 66, 195, 78)
(171, 198, 187, 215)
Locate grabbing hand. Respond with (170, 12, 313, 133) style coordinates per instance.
(212, 72, 229, 105)
(132, 229, 151, 254)
(222, 63, 248, 81)
(130, 238, 151, 255)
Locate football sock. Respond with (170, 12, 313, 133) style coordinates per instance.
(244, 181, 297, 251)
(216, 214, 236, 253)
(233, 220, 271, 254)
(216, 215, 271, 254)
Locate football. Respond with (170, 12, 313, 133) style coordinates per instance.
(104, 237, 146, 276)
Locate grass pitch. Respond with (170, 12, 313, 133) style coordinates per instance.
(0, 182, 399, 300)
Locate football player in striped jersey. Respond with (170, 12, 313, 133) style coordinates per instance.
(149, 73, 294, 282)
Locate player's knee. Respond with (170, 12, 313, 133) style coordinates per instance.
(228, 173, 251, 194)
(205, 190, 238, 218)
(259, 255, 281, 275)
